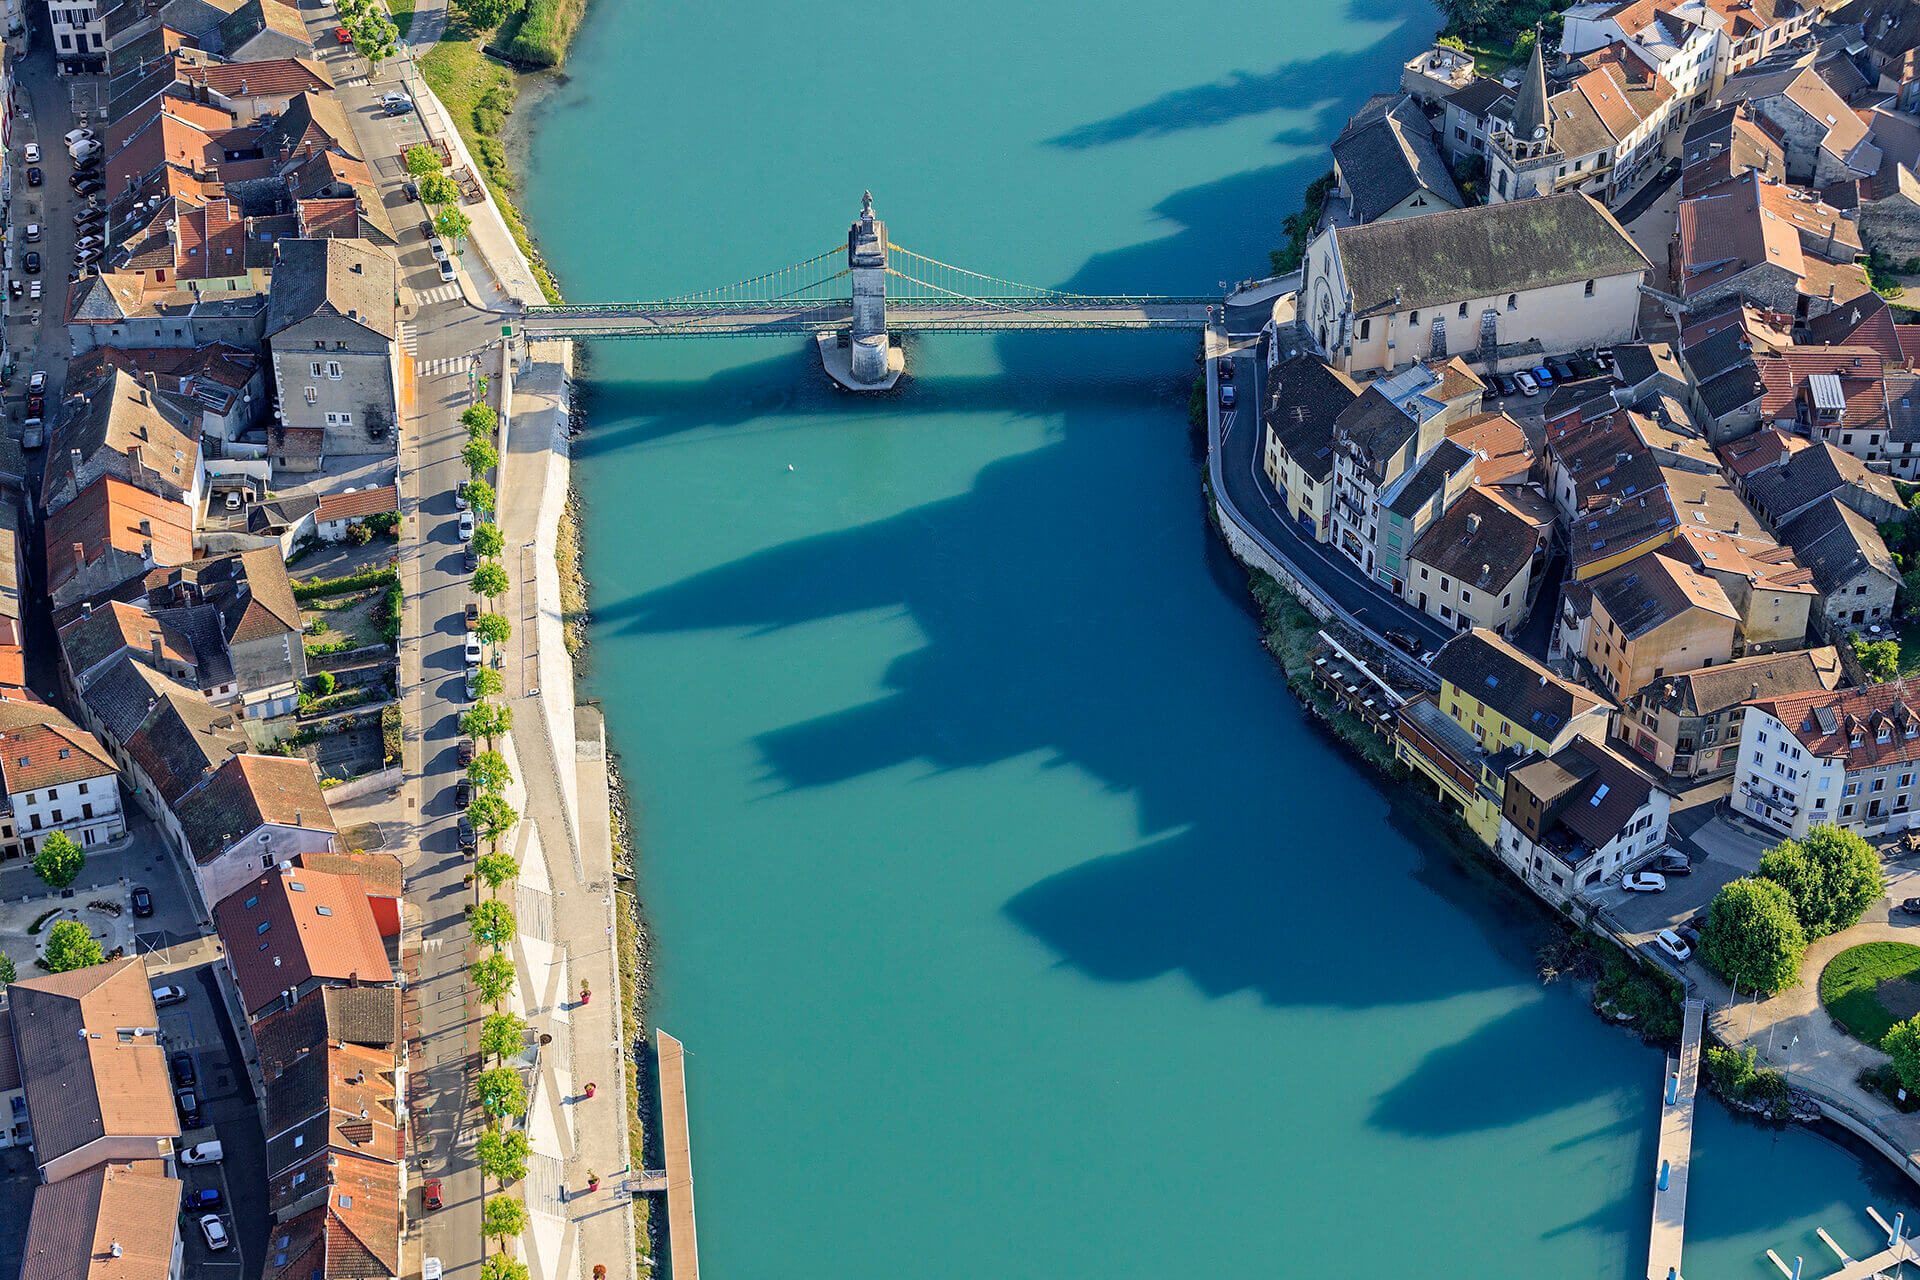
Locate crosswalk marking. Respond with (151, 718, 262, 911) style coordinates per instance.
(413, 283, 460, 305)
(397, 322, 418, 355)
(416, 355, 471, 377)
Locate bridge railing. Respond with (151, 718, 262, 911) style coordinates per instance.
(520, 295, 1217, 318)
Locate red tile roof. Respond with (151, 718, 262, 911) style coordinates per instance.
(315, 486, 398, 524)
(44, 477, 194, 599)
(213, 867, 391, 1015)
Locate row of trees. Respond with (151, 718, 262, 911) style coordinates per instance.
(337, 0, 398, 67)
(1702, 825, 1882, 994)
(405, 145, 475, 254)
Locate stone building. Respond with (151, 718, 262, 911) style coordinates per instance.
(265, 238, 399, 455)
(1618, 645, 1841, 777)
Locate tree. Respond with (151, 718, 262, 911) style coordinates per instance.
(462, 404, 497, 436)
(481, 1010, 526, 1062)
(32, 832, 86, 891)
(1858, 638, 1901, 682)
(404, 144, 441, 178)
(463, 0, 513, 28)
(476, 1069, 527, 1121)
(1887, 1014, 1920, 1091)
(471, 523, 505, 559)
(461, 480, 496, 513)
(480, 1256, 530, 1280)
(1702, 877, 1807, 995)
(1902, 566, 1920, 618)
(44, 920, 104, 972)
(349, 9, 397, 66)
(1430, 0, 1502, 37)
(470, 667, 504, 699)
(470, 952, 515, 1004)
(482, 1193, 529, 1243)
(464, 438, 499, 476)
(312, 670, 337, 697)
(461, 702, 512, 741)
(418, 171, 459, 207)
(475, 563, 510, 599)
(476, 1127, 531, 1185)
(469, 749, 512, 794)
(0, 954, 17, 984)
(470, 794, 518, 847)
(1757, 824, 1884, 939)
(476, 849, 518, 892)
(435, 207, 473, 243)
(468, 899, 517, 949)
(475, 612, 511, 646)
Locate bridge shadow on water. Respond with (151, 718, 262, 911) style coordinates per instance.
(585, 3, 1650, 1150)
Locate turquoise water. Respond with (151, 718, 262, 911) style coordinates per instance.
(518, 3, 1916, 1275)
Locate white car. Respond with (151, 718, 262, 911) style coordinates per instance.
(178, 1140, 223, 1164)
(429, 237, 449, 261)
(68, 139, 99, 162)
(22, 143, 38, 163)
(23, 224, 38, 242)
(438, 257, 457, 283)
(27, 371, 45, 394)
(455, 485, 470, 510)
(151, 984, 187, 1006)
(225, 490, 243, 511)
(200, 1214, 229, 1251)
(1655, 928, 1692, 963)
(465, 633, 483, 666)
(1514, 370, 1540, 396)
(459, 510, 475, 542)
(382, 91, 413, 114)
(63, 128, 94, 148)
(1621, 871, 1667, 893)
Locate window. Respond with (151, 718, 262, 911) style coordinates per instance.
(326, 361, 342, 379)
(309, 361, 323, 378)
(1584, 280, 1595, 296)
(304, 386, 317, 404)
(1458, 302, 1468, 317)
(1844, 803, 1856, 817)
(1506, 294, 1517, 311)
(1357, 318, 1370, 340)
(1410, 310, 1420, 325)
(256, 921, 270, 935)
(1875, 778, 1887, 791)
(1845, 781, 1861, 796)
(1419, 567, 1428, 580)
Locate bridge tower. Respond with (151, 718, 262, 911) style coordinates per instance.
(821, 191, 904, 390)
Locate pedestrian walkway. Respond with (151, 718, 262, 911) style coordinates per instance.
(398, 321, 418, 356)
(1649, 997, 1704, 1280)
(415, 283, 462, 306)
(418, 354, 471, 377)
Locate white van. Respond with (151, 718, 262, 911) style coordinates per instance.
(178, 1140, 223, 1164)
(68, 138, 100, 162)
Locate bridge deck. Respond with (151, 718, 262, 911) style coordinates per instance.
(657, 1029, 699, 1280)
(515, 300, 1214, 338)
(1648, 997, 1705, 1280)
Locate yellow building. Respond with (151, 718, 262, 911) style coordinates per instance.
(1395, 629, 1610, 845)
(1262, 353, 1363, 541)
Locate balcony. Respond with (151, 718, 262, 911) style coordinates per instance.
(1739, 780, 1797, 817)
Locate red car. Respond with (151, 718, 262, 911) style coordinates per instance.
(422, 1179, 443, 1211)
(334, 24, 351, 42)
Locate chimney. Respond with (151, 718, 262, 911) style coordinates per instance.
(1751, 683, 1761, 700)
(71, 542, 85, 571)
(69, 447, 81, 473)
(1466, 512, 1482, 534)
(150, 634, 161, 667)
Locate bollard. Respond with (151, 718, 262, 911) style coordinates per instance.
(1658, 1159, 1670, 1191)
(1896, 1213, 1906, 1245)
(1667, 1073, 1679, 1105)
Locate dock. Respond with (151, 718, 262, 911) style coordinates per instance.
(1648, 997, 1705, 1280)
(656, 1029, 700, 1280)
(1768, 1207, 1919, 1279)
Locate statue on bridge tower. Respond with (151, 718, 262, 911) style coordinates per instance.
(846, 191, 893, 385)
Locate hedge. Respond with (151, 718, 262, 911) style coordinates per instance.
(294, 566, 398, 602)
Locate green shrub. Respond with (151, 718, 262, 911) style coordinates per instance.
(382, 704, 403, 764)
(1593, 954, 1683, 1042)
(294, 566, 398, 601)
(1705, 1044, 1788, 1105)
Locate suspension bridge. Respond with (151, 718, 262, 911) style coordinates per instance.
(509, 194, 1219, 389)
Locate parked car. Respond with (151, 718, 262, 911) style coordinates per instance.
(178, 1141, 224, 1165)
(459, 510, 476, 541)
(175, 1088, 202, 1128)
(465, 633, 483, 666)
(1684, 909, 1709, 933)
(22, 143, 38, 163)
(438, 257, 457, 283)
(1548, 357, 1576, 381)
(1565, 355, 1593, 379)
(455, 485, 470, 511)
(225, 490, 243, 511)
(1217, 360, 1233, 382)
(333, 23, 350, 41)
(200, 1215, 229, 1251)
(1494, 372, 1519, 397)
(152, 984, 187, 1006)
(25, 395, 44, 421)
(403, 180, 419, 202)
(383, 91, 414, 115)
(1219, 384, 1236, 409)
(1654, 928, 1692, 963)
(418, 219, 433, 239)
(422, 1179, 444, 1211)
(130, 884, 152, 917)
(27, 371, 45, 394)
(74, 248, 101, 264)
(1622, 871, 1667, 893)
(23, 223, 38, 243)
(463, 549, 478, 573)
(1531, 364, 1555, 388)
(465, 602, 480, 630)
(430, 237, 449, 261)
(68, 139, 100, 163)
(458, 739, 476, 766)
(1899, 897, 1920, 916)
(24, 166, 40, 186)
(458, 817, 477, 851)
(1653, 853, 1692, 876)
(456, 779, 472, 808)
(63, 128, 94, 148)
(170, 1052, 195, 1088)
(185, 1187, 222, 1210)
(1514, 371, 1539, 396)
(23, 252, 40, 274)
(71, 177, 102, 196)
(74, 205, 103, 224)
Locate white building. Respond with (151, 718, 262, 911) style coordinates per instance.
(1734, 679, 1920, 837)
(0, 694, 123, 858)
(1496, 736, 1673, 903)
(45, 0, 103, 73)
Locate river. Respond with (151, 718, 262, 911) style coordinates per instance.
(514, 3, 1917, 1276)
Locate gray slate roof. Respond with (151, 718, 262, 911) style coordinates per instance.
(1777, 495, 1899, 597)
(1263, 353, 1361, 485)
(1333, 192, 1650, 317)
(265, 237, 396, 340)
(1744, 441, 1900, 526)
(1331, 94, 1463, 223)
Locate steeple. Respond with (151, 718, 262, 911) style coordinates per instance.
(1512, 36, 1550, 147)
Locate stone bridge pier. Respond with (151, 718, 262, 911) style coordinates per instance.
(819, 191, 906, 390)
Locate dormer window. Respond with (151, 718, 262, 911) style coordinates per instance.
(1879, 727, 1891, 743)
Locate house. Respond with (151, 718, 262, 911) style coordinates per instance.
(1619, 644, 1841, 775)
(1747, 346, 1912, 468)
(1835, 0, 1920, 110)
(1740, 440, 1906, 527)
(144, 548, 307, 717)
(1736, 677, 1920, 835)
(266, 1155, 401, 1280)
(1497, 736, 1673, 904)
(1681, 301, 1795, 440)
(1675, 171, 1868, 318)
(0, 695, 125, 858)
(212, 864, 393, 1019)
(1485, 41, 1677, 207)
(1439, 74, 1514, 163)
(264, 238, 399, 454)
(1394, 628, 1612, 846)
(76, 653, 248, 844)
(50, 0, 108, 73)
(42, 358, 204, 518)
(1261, 353, 1362, 540)
(1660, 526, 1817, 652)
(19, 1162, 183, 1280)
(1680, 102, 1788, 195)
(262, 1038, 399, 1224)
(1776, 495, 1901, 629)
(177, 55, 333, 124)
(1580, 547, 1741, 698)
(45, 477, 197, 609)
(6, 959, 177, 1183)
(314, 484, 398, 542)
(1402, 44, 1478, 105)
(1403, 485, 1554, 637)
(298, 849, 402, 936)
(1325, 93, 1463, 225)
(1564, 0, 1820, 105)
(267, 426, 326, 476)
(78, 345, 265, 444)
(175, 753, 336, 909)
(1296, 191, 1649, 377)
(64, 270, 271, 355)
(1717, 62, 1879, 185)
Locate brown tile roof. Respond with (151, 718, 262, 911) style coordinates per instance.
(1755, 345, 1889, 427)
(175, 753, 335, 866)
(180, 55, 332, 98)
(1719, 426, 1805, 479)
(250, 987, 327, 1078)
(1407, 486, 1545, 591)
(1445, 411, 1533, 487)
(0, 712, 118, 795)
(1510, 735, 1658, 853)
(266, 1154, 400, 1280)
(315, 485, 398, 524)
(321, 986, 400, 1048)
(1431, 628, 1605, 732)
(19, 1163, 181, 1280)
(7, 959, 178, 1167)
(1590, 546, 1741, 642)
(43, 359, 200, 515)
(213, 867, 391, 1015)
(44, 478, 195, 602)
(1651, 646, 1842, 717)
(299, 849, 400, 898)
(1756, 676, 1920, 767)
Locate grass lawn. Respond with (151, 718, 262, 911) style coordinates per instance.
(1896, 616, 1920, 677)
(1460, 32, 1534, 76)
(1820, 941, 1920, 1045)
(387, 0, 414, 38)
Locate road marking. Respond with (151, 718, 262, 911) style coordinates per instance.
(413, 283, 461, 305)
(416, 355, 472, 377)
(398, 322, 419, 355)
